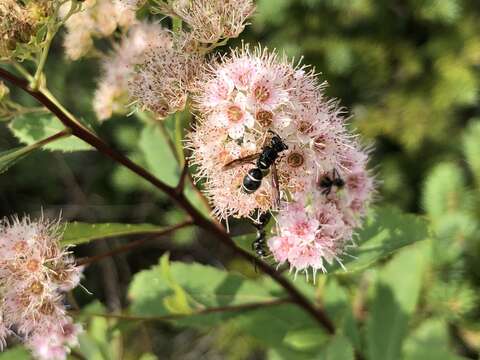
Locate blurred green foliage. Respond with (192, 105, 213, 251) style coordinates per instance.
(249, 0, 480, 211)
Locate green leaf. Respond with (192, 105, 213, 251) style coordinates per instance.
(184, 182, 211, 217)
(403, 319, 464, 360)
(139, 354, 158, 360)
(9, 113, 91, 152)
(463, 119, 480, 187)
(366, 242, 430, 360)
(283, 328, 328, 351)
(0, 146, 34, 174)
(128, 259, 280, 327)
(367, 283, 408, 360)
(322, 279, 361, 350)
(328, 207, 429, 273)
(77, 302, 121, 360)
(422, 162, 469, 219)
(235, 303, 318, 347)
(268, 345, 318, 360)
(139, 124, 180, 187)
(159, 254, 193, 314)
(62, 222, 165, 246)
(0, 347, 31, 359)
(321, 335, 354, 360)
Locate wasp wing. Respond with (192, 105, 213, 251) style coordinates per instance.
(271, 162, 281, 210)
(223, 153, 260, 170)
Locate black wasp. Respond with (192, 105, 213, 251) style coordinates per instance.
(223, 131, 288, 206)
(252, 211, 271, 258)
(318, 168, 345, 196)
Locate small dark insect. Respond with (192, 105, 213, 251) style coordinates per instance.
(252, 211, 271, 258)
(223, 131, 288, 202)
(318, 168, 345, 196)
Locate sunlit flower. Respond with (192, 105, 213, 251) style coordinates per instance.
(26, 319, 82, 360)
(0, 214, 83, 359)
(268, 198, 352, 274)
(188, 45, 374, 273)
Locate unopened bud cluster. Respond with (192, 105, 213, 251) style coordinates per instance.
(0, 216, 83, 359)
(0, 0, 60, 59)
(94, 22, 172, 120)
(127, 31, 204, 118)
(63, 0, 142, 60)
(93, 0, 255, 120)
(0, 1, 34, 58)
(171, 0, 255, 44)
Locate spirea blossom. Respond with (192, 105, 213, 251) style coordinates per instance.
(93, 22, 172, 121)
(0, 215, 83, 359)
(128, 31, 204, 118)
(63, 0, 140, 60)
(171, 0, 255, 44)
(187, 45, 375, 274)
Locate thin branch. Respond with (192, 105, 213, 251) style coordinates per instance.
(175, 160, 190, 194)
(77, 220, 194, 266)
(0, 66, 336, 335)
(74, 298, 291, 322)
(174, 111, 185, 167)
(34, 128, 72, 147)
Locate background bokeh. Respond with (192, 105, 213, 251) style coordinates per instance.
(1, 0, 480, 359)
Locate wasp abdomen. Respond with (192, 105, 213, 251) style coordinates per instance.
(240, 133, 288, 194)
(242, 168, 263, 193)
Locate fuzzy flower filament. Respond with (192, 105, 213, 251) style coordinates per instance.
(127, 32, 204, 119)
(0, 215, 83, 359)
(171, 0, 256, 44)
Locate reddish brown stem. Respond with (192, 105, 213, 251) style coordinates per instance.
(0, 67, 335, 334)
(74, 298, 291, 322)
(175, 160, 190, 194)
(77, 220, 194, 266)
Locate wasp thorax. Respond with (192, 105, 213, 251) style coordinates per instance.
(256, 110, 273, 127)
(287, 152, 304, 168)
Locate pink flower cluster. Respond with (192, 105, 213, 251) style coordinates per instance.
(0, 215, 83, 359)
(94, 22, 172, 121)
(188, 45, 374, 273)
